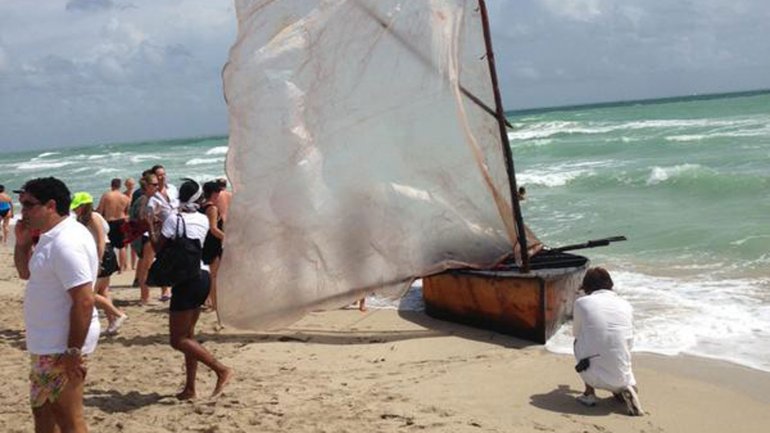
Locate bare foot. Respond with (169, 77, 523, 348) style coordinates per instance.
(211, 368, 233, 397)
(176, 389, 196, 400)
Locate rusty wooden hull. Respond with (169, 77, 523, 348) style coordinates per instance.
(423, 259, 588, 344)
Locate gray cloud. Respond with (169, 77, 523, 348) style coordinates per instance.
(489, 0, 770, 109)
(66, 0, 118, 12)
(1, 1, 769, 150)
(0, 1, 234, 151)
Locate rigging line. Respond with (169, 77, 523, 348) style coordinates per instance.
(478, 0, 530, 272)
(353, 0, 514, 129)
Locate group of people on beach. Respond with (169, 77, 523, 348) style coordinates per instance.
(11, 169, 233, 432)
(6, 166, 643, 432)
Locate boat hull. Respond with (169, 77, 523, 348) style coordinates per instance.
(423, 260, 588, 344)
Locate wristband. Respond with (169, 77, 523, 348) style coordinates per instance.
(64, 347, 82, 356)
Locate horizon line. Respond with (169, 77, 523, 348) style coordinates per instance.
(506, 88, 770, 116)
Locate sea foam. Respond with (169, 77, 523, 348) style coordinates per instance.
(186, 157, 225, 166)
(546, 269, 770, 372)
(206, 146, 228, 155)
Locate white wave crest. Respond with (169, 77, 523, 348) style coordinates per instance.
(205, 146, 228, 155)
(517, 170, 586, 187)
(16, 161, 73, 171)
(36, 151, 60, 158)
(646, 163, 704, 185)
(95, 168, 119, 175)
(665, 134, 706, 142)
(666, 127, 770, 143)
(185, 157, 225, 166)
(509, 116, 770, 142)
(517, 160, 615, 187)
(129, 155, 161, 164)
(731, 234, 770, 246)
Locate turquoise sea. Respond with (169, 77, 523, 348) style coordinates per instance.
(2, 91, 769, 371)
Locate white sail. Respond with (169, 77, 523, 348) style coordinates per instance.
(219, 0, 526, 330)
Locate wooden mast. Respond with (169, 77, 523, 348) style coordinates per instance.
(478, 0, 530, 272)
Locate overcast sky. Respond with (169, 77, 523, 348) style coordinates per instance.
(1, 0, 769, 151)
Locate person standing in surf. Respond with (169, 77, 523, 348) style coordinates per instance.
(150, 179, 232, 399)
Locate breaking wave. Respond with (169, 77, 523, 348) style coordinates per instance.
(206, 146, 229, 155)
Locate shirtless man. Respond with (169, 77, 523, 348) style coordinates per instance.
(123, 177, 137, 270)
(96, 178, 130, 272)
(215, 178, 232, 223)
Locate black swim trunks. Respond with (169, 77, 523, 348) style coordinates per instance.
(107, 219, 126, 248)
(170, 270, 210, 312)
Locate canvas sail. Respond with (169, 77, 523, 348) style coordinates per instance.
(219, 0, 538, 330)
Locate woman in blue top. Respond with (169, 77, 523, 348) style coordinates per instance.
(0, 184, 14, 244)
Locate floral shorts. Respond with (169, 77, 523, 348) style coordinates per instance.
(29, 354, 87, 408)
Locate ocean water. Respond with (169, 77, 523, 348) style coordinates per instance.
(2, 91, 769, 371)
(509, 91, 770, 372)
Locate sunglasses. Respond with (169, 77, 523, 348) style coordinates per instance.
(20, 200, 43, 209)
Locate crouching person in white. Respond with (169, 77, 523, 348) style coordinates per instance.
(573, 267, 643, 416)
(14, 177, 100, 433)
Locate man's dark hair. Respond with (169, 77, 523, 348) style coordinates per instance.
(216, 178, 227, 188)
(581, 267, 614, 294)
(20, 177, 71, 216)
(0, 184, 5, 193)
(151, 164, 165, 174)
(203, 181, 222, 199)
(111, 178, 122, 189)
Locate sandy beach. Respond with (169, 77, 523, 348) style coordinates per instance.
(0, 243, 768, 432)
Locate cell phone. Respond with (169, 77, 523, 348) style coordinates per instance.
(575, 354, 599, 373)
(575, 358, 591, 372)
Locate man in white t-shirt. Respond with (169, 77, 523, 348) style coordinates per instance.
(573, 267, 643, 416)
(14, 177, 100, 433)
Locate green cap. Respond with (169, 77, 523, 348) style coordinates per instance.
(70, 192, 94, 210)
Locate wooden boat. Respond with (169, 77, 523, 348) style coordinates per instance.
(218, 1, 624, 334)
(423, 251, 588, 344)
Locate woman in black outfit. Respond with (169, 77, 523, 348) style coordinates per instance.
(200, 181, 225, 317)
(151, 180, 232, 399)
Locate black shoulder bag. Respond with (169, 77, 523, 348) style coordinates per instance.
(147, 213, 202, 287)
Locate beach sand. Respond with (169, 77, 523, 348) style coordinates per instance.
(1, 244, 768, 432)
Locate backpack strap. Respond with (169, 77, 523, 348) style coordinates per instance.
(174, 212, 188, 239)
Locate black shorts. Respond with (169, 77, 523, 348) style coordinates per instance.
(108, 219, 126, 248)
(98, 246, 119, 278)
(169, 270, 210, 312)
(133, 235, 149, 259)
